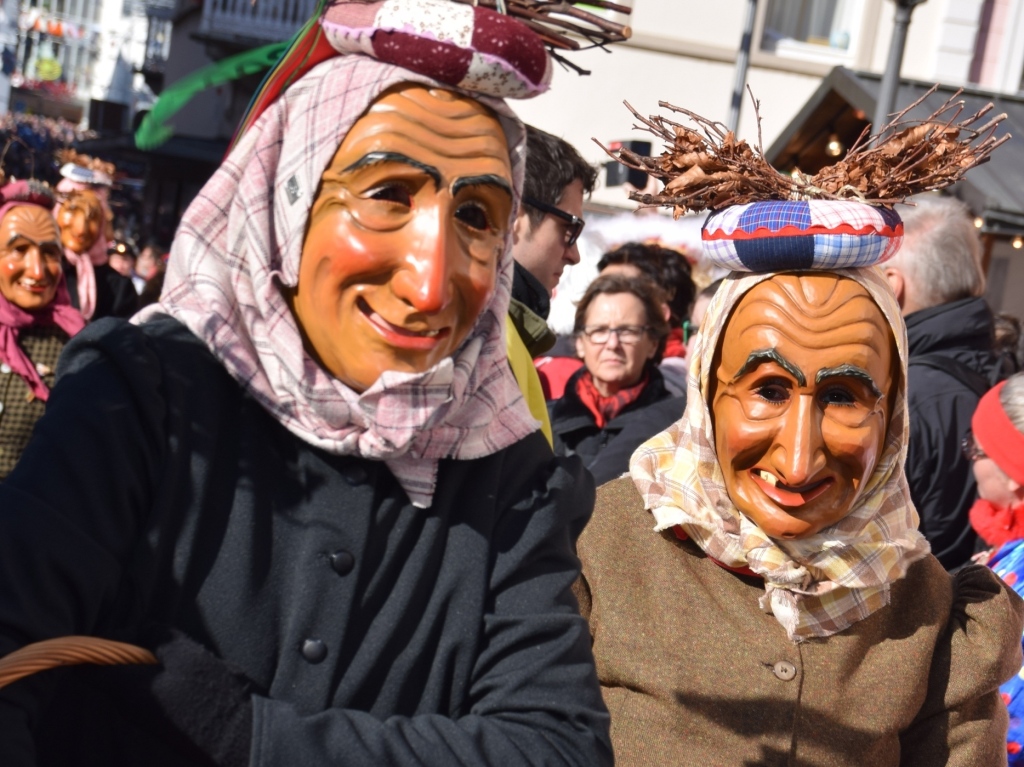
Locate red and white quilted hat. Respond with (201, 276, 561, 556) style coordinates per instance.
(235, 0, 553, 143)
(322, 0, 552, 99)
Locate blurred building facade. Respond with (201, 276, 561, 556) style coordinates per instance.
(3, 0, 172, 127)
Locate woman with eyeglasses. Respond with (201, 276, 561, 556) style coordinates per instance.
(597, 242, 696, 398)
(548, 274, 685, 485)
(966, 371, 1024, 762)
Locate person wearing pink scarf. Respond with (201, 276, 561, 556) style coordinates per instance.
(54, 187, 137, 321)
(0, 179, 85, 477)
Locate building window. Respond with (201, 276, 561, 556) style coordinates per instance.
(761, 0, 864, 63)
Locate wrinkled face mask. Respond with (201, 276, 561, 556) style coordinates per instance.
(0, 206, 63, 311)
(710, 272, 894, 540)
(57, 189, 104, 254)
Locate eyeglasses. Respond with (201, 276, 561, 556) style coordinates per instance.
(523, 196, 585, 247)
(682, 320, 697, 344)
(961, 430, 987, 462)
(579, 325, 650, 345)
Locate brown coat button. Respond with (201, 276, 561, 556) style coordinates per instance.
(773, 661, 797, 681)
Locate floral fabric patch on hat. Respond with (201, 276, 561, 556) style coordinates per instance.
(321, 0, 551, 99)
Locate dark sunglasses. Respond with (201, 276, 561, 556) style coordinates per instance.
(961, 430, 987, 462)
(523, 196, 585, 247)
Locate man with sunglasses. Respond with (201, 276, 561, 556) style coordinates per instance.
(505, 125, 597, 443)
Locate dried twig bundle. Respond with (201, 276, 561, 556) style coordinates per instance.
(55, 148, 116, 178)
(602, 85, 1010, 216)
(452, 0, 631, 73)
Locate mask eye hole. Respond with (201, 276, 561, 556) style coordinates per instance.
(753, 377, 791, 405)
(455, 202, 492, 232)
(366, 184, 413, 207)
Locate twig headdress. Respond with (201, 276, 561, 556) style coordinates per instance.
(603, 85, 1010, 273)
(55, 149, 115, 188)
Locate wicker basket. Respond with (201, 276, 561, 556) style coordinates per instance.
(0, 636, 157, 690)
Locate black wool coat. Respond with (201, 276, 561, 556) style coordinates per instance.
(0, 316, 611, 767)
(549, 366, 685, 486)
(905, 296, 1004, 569)
(63, 262, 139, 321)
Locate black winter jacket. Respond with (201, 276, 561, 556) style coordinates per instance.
(0, 316, 612, 767)
(64, 262, 139, 321)
(905, 297, 1003, 570)
(550, 366, 685, 486)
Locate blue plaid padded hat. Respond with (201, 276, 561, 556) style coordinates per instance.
(701, 199, 903, 273)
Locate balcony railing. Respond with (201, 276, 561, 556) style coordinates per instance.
(199, 0, 316, 46)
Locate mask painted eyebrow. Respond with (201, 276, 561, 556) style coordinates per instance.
(7, 234, 63, 252)
(450, 174, 512, 201)
(342, 152, 442, 188)
(815, 364, 883, 397)
(732, 348, 806, 387)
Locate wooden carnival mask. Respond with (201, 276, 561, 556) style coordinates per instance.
(56, 189, 104, 256)
(709, 273, 895, 539)
(0, 205, 63, 311)
(289, 84, 513, 393)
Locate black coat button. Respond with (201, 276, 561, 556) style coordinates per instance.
(329, 550, 355, 576)
(343, 463, 368, 485)
(301, 639, 328, 664)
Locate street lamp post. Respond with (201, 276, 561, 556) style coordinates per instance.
(873, 0, 928, 138)
(727, 0, 758, 134)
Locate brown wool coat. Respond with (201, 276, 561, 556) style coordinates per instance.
(575, 478, 1024, 767)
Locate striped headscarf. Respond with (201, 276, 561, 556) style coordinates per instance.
(135, 55, 538, 508)
(630, 267, 930, 641)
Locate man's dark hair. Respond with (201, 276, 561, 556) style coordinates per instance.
(522, 125, 597, 225)
(597, 242, 695, 325)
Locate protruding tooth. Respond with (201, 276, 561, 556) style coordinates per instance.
(759, 470, 778, 487)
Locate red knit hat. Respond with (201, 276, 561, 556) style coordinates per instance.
(972, 380, 1024, 486)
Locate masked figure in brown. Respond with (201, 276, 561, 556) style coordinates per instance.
(0, 2, 620, 765)
(0, 180, 85, 477)
(55, 188, 137, 321)
(578, 108, 1024, 763)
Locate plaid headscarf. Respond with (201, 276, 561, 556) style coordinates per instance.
(630, 267, 930, 641)
(135, 55, 538, 508)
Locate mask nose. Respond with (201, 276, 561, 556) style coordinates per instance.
(22, 247, 46, 280)
(770, 393, 826, 487)
(70, 212, 87, 236)
(392, 214, 453, 315)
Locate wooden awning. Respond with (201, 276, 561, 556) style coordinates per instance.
(766, 67, 1024, 237)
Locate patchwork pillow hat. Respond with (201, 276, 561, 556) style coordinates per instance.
(321, 0, 551, 99)
(58, 162, 112, 188)
(701, 199, 904, 273)
(0, 179, 56, 210)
